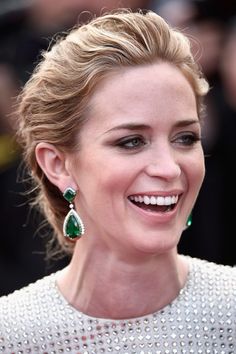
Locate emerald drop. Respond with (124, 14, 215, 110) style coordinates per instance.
(63, 209, 84, 239)
(186, 213, 192, 227)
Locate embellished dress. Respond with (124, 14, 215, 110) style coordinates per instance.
(0, 257, 236, 354)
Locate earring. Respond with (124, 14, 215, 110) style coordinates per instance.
(185, 213, 192, 229)
(63, 187, 85, 240)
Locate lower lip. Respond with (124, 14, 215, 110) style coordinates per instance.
(127, 199, 178, 223)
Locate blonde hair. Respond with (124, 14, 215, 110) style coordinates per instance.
(17, 9, 209, 255)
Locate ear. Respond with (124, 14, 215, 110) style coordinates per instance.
(35, 142, 76, 193)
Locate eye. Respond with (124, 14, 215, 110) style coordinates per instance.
(173, 132, 201, 147)
(115, 135, 146, 150)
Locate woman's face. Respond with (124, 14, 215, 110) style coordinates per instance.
(68, 62, 205, 258)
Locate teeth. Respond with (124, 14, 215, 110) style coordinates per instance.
(144, 196, 150, 205)
(150, 196, 156, 205)
(129, 195, 179, 206)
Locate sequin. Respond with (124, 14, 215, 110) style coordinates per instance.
(0, 257, 236, 353)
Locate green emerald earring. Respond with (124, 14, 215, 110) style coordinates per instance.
(185, 213, 192, 229)
(63, 187, 85, 240)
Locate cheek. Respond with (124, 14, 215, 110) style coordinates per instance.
(97, 163, 136, 195)
(188, 154, 205, 192)
(76, 155, 135, 196)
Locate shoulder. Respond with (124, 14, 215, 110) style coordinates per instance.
(178, 257, 236, 333)
(0, 271, 57, 309)
(0, 272, 59, 347)
(189, 256, 236, 280)
(186, 256, 236, 302)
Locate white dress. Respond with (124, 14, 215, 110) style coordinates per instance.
(0, 256, 236, 354)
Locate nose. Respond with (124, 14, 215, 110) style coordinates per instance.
(144, 144, 181, 180)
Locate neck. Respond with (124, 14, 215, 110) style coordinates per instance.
(57, 243, 188, 320)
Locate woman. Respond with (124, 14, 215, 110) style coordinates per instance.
(1, 9, 235, 353)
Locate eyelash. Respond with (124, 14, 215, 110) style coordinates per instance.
(114, 132, 201, 151)
(173, 132, 201, 146)
(115, 135, 146, 150)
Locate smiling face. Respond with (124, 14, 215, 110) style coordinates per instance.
(67, 62, 205, 258)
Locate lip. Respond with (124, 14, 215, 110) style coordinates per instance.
(128, 190, 183, 197)
(127, 191, 182, 223)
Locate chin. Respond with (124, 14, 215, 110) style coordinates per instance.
(132, 232, 180, 257)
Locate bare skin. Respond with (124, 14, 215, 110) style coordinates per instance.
(57, 246, 188, 319)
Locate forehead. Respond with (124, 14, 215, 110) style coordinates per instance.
(83, 62, 197, 133)
(92, 62, 195, 103)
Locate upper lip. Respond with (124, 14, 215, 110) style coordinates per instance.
(128, 190, 183, 197)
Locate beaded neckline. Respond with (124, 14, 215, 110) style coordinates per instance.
(51, 255, 194, 323)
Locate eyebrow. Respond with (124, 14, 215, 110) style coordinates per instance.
(104, 119, 200, 134)
(105, 123, 149, 134)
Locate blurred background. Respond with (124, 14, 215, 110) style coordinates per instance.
(0, 0, 236, 296)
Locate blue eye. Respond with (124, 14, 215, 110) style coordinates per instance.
(174, 133, 201, 147)
(116, 136, 146, 150)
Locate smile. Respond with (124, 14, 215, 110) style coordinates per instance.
(128, 194, 179, 213)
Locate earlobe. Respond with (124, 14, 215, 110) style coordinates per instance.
(35, 142, 75, 192)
